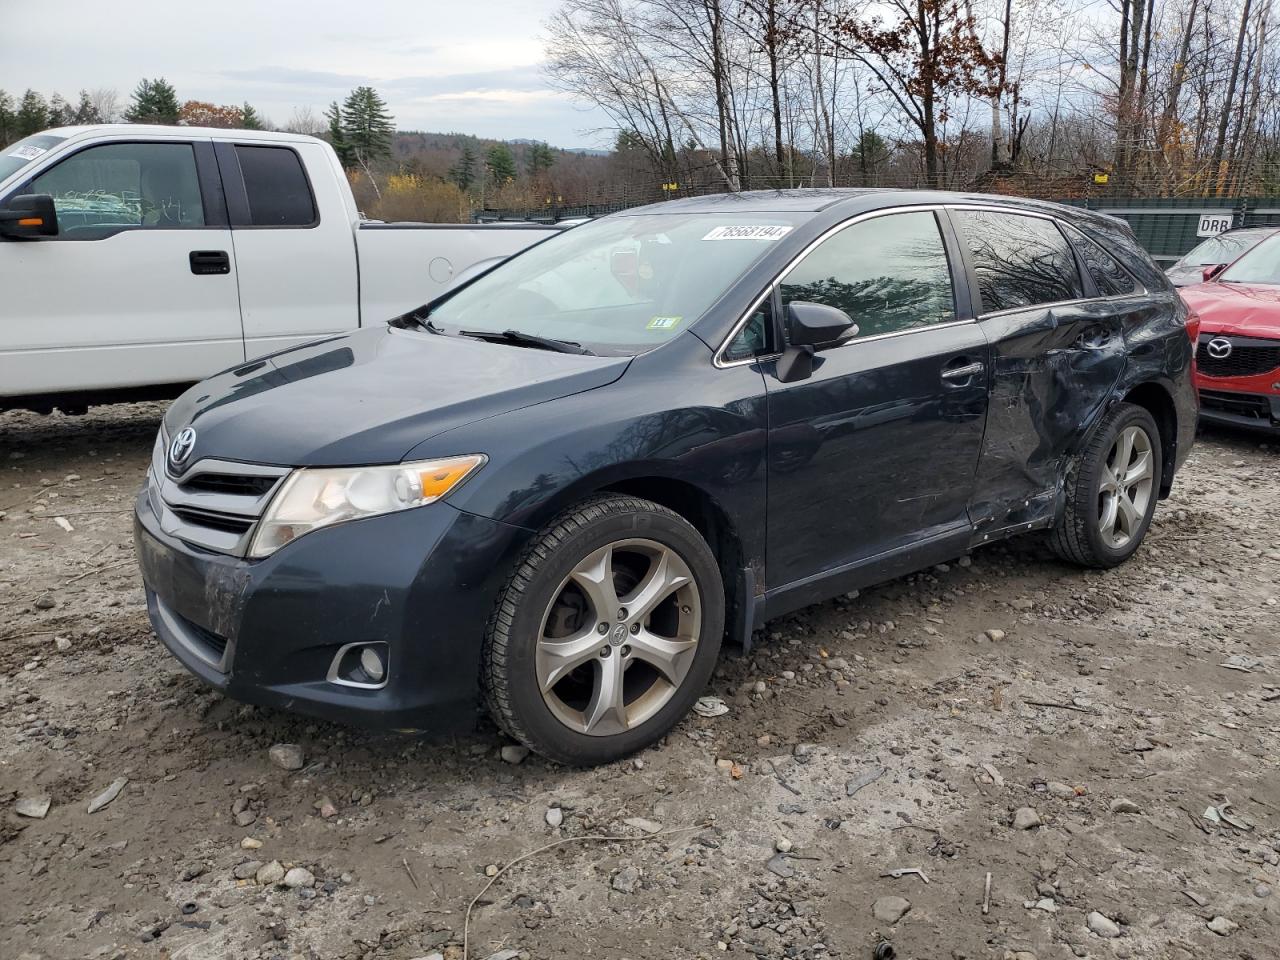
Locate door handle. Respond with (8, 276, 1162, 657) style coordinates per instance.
(1075, 324, 1114, 349)
(189, 250, 230, 275)
(940, 360, 985, 383)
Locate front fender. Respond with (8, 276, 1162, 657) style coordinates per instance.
(407, 341, 770, 566)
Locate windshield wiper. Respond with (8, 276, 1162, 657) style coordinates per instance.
(459, 328, 595, 355)
(393, 313, 447, 334)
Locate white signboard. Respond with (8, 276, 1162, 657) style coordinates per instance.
(1196, 214, 1233, 237)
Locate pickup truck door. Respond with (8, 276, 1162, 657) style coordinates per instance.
(215, 141, 359, 360)
(0, 138, 244, 397)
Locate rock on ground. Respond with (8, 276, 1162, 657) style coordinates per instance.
(1088, 911, 1122, 938)
(268, 743, 305, 770)
(872, 895, 911, 924)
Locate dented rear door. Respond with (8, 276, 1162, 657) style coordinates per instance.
(950, 208, 1126, 541)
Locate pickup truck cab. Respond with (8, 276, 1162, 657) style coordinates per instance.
(0, 125, 558, 412)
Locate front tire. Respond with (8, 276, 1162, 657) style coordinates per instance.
(1050, 402, 1162, 568)
(481, 495, 724, 765)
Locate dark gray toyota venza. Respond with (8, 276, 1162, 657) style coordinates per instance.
(135, 189, 1197, 765)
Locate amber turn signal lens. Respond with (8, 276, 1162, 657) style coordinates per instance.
(17, 217, 43, 227)
(418, 460, 478, 499)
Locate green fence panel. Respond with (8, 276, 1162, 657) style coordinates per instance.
(1086, 197, 1239, 264)
(477, 194, 1279, 264)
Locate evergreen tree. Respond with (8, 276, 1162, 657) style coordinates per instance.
(72, 90, 102, 124)
(525, 142, 555, 178)
(47, 93, 71, 128)
(325, 101, 355, 168)
(15, 90, 50, 137)
(0, 90, 16, 146)
(340, 86, 394, 165)
(448, 144, 478, 191)
(485, 144, 517, 185)
(240, 102, 264, 130)
(125, 78, 180, 124)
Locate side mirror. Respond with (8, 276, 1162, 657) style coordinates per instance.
(0, 194, 58, 239)
(786, 301, 859, 347)
(776, 301, 859, 383)
(1202, 263, 1226, 282)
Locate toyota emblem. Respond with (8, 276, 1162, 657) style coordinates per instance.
(169, 427, 197, 468)
(1206, 337, 1233, 359)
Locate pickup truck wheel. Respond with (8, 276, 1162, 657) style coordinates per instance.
(482, 495, 724, 765)
(1050, 402, 1162, 568)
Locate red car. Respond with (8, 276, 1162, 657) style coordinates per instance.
(1180, 235, 1280, 434)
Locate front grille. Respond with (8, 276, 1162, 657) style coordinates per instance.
(1197, 335, 1280, 378)
(150, 430, 290, 556)
(152, 594, 232, 672)
(180, 473, 279, 498)
(176, 609, 229, 662)
(170, 507, 255, 535)
(1200, 389, 1273, 421)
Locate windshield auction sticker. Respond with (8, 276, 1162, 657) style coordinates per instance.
(7, 145, 47, 161)
(701, 225, 793, 241)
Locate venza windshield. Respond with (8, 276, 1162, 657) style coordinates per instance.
(0, 134, 66, 185)
(1219, 233, 1280, 284)
(428, 212, 805, 355)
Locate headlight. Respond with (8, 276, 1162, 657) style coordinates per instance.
(248, 454, 486, 558)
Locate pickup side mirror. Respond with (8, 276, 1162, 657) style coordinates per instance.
(1202, 263, 1226, 282)
(776, 301, 859, 383)
(0, 195, 58, 239)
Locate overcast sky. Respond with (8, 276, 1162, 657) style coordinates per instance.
(3, 0, 613, 148)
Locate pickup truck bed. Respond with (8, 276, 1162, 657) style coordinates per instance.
(0, 125, 561, 412)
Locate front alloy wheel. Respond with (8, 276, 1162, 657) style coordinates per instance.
(537, 539, 701, 736)
(483, 495, 724, 765)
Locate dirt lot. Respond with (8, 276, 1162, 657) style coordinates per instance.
(1, 402, 1277, 960)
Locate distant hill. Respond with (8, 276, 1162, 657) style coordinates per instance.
(389, 129, 614, 189)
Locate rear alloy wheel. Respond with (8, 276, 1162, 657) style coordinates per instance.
(482, 495, 724, 765)
(1096, 424, 1155, 551)
(1050, 402, 1162, 568)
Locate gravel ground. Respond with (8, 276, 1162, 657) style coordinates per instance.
(1, 402, 1277, 960)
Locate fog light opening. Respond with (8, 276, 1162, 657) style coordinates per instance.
(327, 642, 390, 690)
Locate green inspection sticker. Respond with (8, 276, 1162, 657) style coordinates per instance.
(647, 315, 683, 330)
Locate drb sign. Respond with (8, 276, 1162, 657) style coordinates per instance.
(1197, 213, 1233, 237)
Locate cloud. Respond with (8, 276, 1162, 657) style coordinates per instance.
(4, 0, 614, 147)
(382, 66, 548, 96)
(220, 67, 366, 89)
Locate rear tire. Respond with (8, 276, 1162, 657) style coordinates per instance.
(1050, 402, 1162, 568)
(482, 494, 724, 765)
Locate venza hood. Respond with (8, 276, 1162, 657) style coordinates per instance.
(1181, 282, 1280, 338)
(164, 325, 630, 467)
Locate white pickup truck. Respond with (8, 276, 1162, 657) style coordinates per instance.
(0, 125, 561, 413)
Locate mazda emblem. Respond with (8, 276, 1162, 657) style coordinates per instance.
(1206, 337, 1233, 359)
(169, 427, 197, 468)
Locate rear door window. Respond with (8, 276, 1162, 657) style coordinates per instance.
(234, 145, 316, 226)
(955, 210, 1084, 313)
(1061, 223, 1139, 297)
